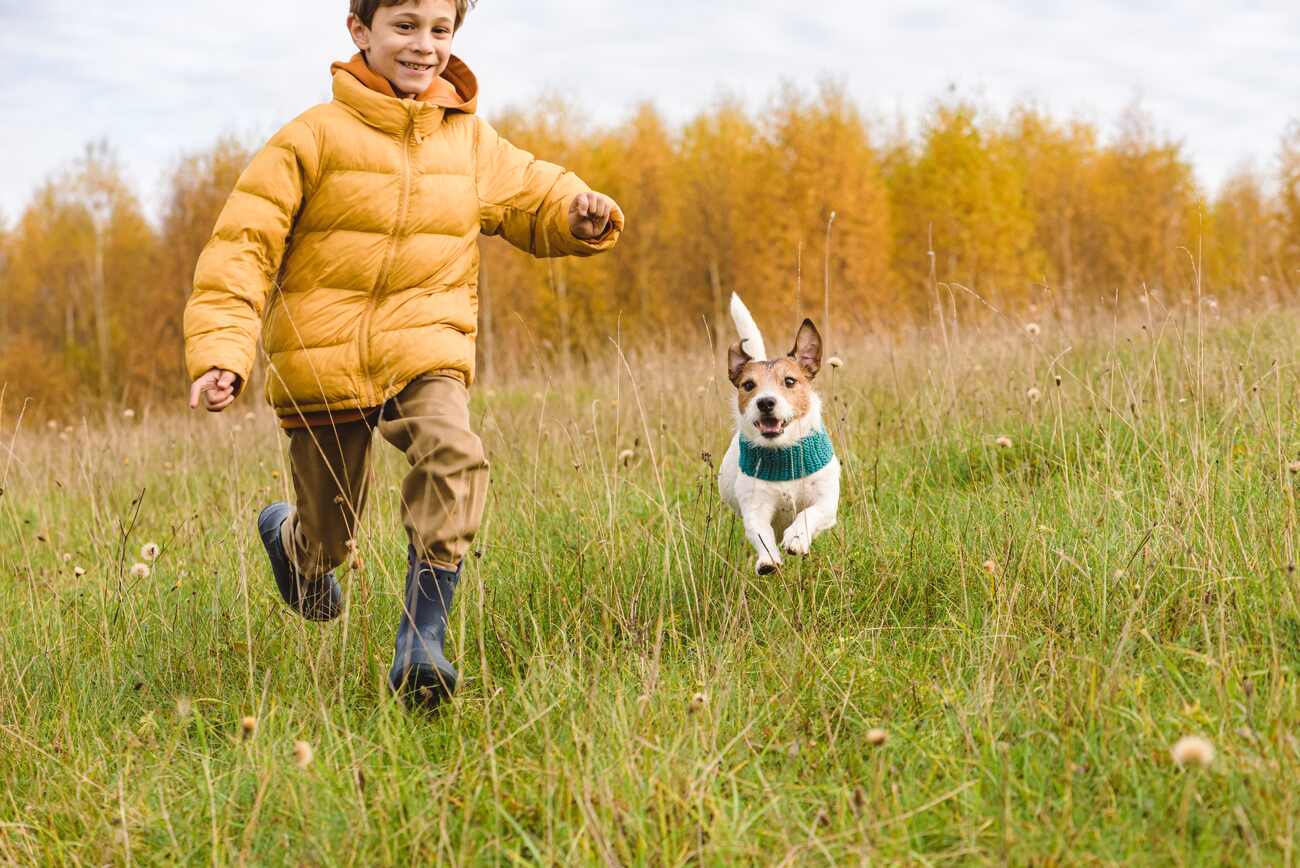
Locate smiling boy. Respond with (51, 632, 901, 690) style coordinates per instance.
(183, 0, 623, 708)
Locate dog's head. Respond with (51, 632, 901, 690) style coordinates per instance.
(728, 319, 823, 447)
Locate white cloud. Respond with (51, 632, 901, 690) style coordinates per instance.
(1, 0, 1296, 221)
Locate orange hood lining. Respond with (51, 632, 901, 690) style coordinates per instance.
(330, 53, 478, 113)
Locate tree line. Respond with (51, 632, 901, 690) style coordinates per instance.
(3, 87, 1299, 414)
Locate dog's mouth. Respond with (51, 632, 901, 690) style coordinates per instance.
(755, 417, 786, 439)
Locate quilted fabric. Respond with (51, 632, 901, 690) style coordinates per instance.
(184, 56, 623, 415)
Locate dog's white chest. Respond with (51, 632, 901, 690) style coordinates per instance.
(718, 436, 840, 528)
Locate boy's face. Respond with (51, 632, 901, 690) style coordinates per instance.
(348, 0, 457, 98)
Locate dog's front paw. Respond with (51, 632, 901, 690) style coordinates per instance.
(782, 526, 812, 557)
(755, 556, 781, 576)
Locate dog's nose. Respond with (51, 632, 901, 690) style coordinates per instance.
(756, 397, 776, 414)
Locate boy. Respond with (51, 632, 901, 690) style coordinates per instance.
(183, 0, 623, 708)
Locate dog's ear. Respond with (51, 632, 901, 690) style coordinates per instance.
(789, 319, 822, 379)
(728, 339, 753, 386)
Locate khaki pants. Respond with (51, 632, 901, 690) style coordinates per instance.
(282, 375, 489, 575)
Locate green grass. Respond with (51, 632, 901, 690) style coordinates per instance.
(5, 301, 1300, 864)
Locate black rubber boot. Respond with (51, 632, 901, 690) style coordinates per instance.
(388, 546, 459, 708)
(257, 502, 343, 622)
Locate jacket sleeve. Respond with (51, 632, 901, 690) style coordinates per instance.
(183, 118, 319, 388)
(475, 117, 623, 259)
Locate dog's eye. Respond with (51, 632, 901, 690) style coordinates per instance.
(742, 381, 756, 392)
(784, 377, 798, 388)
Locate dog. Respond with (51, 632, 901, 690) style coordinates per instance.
(718, 293, 841, 575)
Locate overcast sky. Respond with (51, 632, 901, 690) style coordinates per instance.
(1, 0, 1296, 222)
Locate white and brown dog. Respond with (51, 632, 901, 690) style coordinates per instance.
(718, 294, 841, 575)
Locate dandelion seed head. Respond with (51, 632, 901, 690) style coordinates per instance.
(1171, 735, 1214, 768)
(123, 409, 136, 419)
(140, 542, 160, 562)
(982, 559, 999, 575)
(1025, 323, 1041, 337)
(1026, 387, 1041, 403)
(62, 552, 72, 563)
(293, 740, 314, 768)
(618, 449, 635, 466)
(129, 563, 150, 580)
(244, 411, 256, 421)
(995, 436, 1013, 449)
(689, 692, 708, 712)
(828, 356, 845, 369)
(73, 566, 86, 578)
(240, 716, 258, 739)
(866, 727, 888, 746)
(46, 420, 58, 430)
(1288, 460, 1300, 475)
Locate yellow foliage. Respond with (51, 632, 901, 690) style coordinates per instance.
(0, 95, 1296, 412)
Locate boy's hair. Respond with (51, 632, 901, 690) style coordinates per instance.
(349, 0, 476, 31)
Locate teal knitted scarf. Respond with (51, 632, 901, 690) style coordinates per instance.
(738, 429, 835, 482)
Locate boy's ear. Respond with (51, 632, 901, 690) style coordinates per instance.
(728, 340, 753, 386)
(347, 14, 371, 52)
(789, 320, 822, 379)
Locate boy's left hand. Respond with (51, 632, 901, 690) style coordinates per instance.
(569, 192, 618, 240)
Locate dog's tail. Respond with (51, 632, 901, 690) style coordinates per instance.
(729, 293, 767, 361)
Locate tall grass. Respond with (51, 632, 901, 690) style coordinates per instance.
(3, 294, 1300, 864)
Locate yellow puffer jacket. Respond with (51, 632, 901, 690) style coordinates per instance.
(183, 56, 623, 416)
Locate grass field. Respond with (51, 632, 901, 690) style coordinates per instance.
(5, 296, 1300, 864)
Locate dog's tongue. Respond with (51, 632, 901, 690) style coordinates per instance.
(757, 418, 784, 436)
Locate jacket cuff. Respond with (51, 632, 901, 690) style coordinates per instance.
(186, 343, 254, 396)
(549, 195, 624, 256)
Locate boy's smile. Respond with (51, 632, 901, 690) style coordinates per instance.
(348, 0, 458, 98)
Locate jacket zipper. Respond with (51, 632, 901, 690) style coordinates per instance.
(359, 113, 416, 405)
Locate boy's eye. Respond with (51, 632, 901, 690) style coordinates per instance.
(743, 381, 756, 392)
(784, 377, 798, 388)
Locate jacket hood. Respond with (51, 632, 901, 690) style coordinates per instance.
(330, 53, 478, 113)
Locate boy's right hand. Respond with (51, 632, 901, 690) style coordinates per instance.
(188, 368, 241, 413)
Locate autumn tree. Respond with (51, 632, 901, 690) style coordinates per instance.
(884, 102, 1042, 315)
(1206, 166, 1276, 295)
(765, 82, 893, 337)
(2, 143, 157, 413)
(1280, 121, 1300, 289)
(1002, 106, 1098, 297)
(155, 137, 253, 380)
(1085, 108, 1201, 297)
